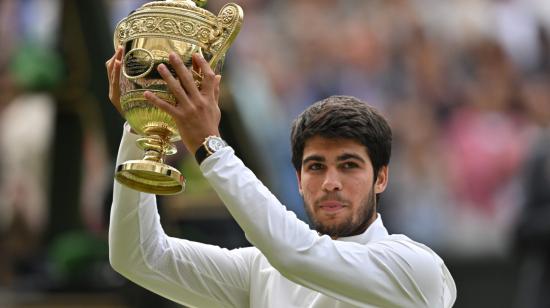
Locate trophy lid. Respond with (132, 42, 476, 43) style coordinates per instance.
(141, 0, 210, 13)
(114, 0, 243, 58)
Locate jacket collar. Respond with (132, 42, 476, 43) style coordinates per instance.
(336, 213, 389, 245)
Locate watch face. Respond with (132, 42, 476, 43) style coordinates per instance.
(207, 137, 226, 152)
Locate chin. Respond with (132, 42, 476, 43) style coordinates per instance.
(315, 220, 350, 237)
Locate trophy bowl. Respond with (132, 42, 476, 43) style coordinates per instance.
(113, 0, 243, 195)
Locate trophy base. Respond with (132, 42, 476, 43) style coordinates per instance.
(115, 160, 185, 195)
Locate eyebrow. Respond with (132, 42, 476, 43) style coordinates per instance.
(302, 155, 325, 165)
(337, 153, 366, 163)
(302, 153, 366, 165)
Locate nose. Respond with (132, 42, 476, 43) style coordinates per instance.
(321, 168, 342, 192)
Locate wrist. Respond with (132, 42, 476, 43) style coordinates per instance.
(194, 135, 227, 165)
(186, 130, 220, 153)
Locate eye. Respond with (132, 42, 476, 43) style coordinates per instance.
(341, 161, 359, 169)
(306, 163, 325, 171)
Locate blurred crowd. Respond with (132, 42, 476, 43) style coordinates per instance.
(0, 0, 550, 307)
(216, 0, 550, 256)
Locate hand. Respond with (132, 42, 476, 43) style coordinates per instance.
(105, 46, 124, 115)
(144, 52, 222, 154)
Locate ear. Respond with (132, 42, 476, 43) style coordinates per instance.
(296, 170, 303, 196)
(374, 165, 389, 194)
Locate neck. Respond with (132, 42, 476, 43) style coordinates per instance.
(331, 212, 377, 240)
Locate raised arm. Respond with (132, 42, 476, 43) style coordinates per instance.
(200, 148, 455, 307)
(108, 126, 254, 308)
(106, 48, 253, 307)
(144, 51, 455, 307)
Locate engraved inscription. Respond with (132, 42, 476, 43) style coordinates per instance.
(123, 48, 154, 79)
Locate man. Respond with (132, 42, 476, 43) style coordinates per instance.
(106, 49, 457, 307)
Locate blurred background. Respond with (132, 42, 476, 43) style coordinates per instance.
(0, 0, 549, 307)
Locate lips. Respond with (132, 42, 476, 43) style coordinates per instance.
(318, 200, 345, 212)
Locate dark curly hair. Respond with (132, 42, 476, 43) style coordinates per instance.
(290, 96, 392, 180)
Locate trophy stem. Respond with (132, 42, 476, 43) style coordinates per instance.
(115, 130, 184, 195)
(139, 136, 168, 164)
(136, 129, 178, 164)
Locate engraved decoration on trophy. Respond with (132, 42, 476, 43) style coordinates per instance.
(113, 0, 243, 194)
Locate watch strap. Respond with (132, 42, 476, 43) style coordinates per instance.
(195, 142, 209, 165)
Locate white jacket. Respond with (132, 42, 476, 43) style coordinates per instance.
(109, 125, 457, 308)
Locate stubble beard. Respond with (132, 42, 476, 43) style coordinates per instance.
(304, 187, 376, 238)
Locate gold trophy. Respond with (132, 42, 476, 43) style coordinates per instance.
(113, 0, 243, 194)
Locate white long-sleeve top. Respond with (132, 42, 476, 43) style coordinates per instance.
(109, 125, 457, 308)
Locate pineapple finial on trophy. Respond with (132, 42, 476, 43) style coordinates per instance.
(166, 0, 208, 8)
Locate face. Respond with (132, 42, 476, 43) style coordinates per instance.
(297, 136, 388, 238)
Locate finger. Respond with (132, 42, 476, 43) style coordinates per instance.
(192, 54, 200, 74)
(107, 47, 123, 69)
(191, 58, 202, 88)
(157, 63, 190, 106)
(109, 61, 116, 92)
(110, 59, 120, 90)
(169, 52, 200, 98)
(115, 46, 123, 60)
(106, 47, 123, 81)
(106, 51, 116, 70)
(106, 56, 113, 72)
(214, 75, 221, 103)
(106, 57, 114, 82)
(193, 53, 216, 94)
(144, 90, 179, 117)
(113, 60, 122, 90)
(109, 60, 123, 113)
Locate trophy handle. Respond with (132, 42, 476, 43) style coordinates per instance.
(113, 17, 128, 50)
(209, 3, 243, 70)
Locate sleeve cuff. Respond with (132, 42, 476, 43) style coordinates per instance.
(199, 146, 235, 173)
(116, 122, 143, 165)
